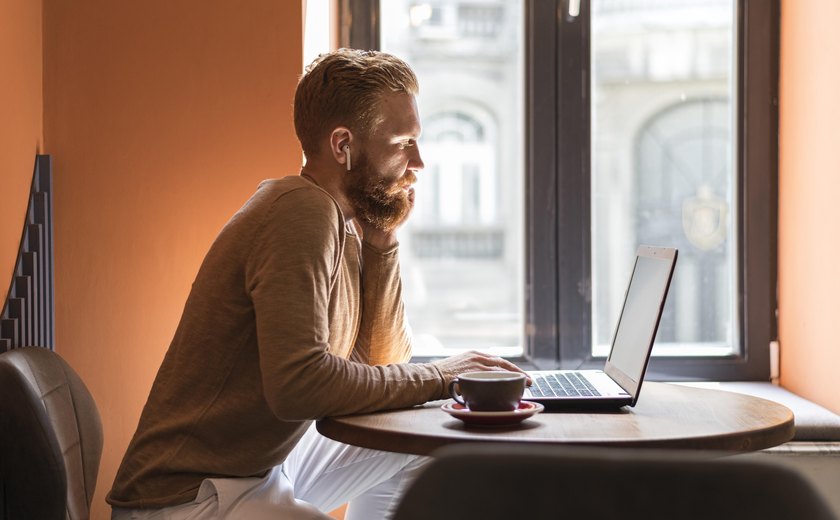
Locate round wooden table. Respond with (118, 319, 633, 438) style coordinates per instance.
(317, 382, 795, 455)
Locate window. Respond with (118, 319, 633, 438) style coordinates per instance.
(304, 0, 335, 68)
(376, 0, 526, 357)
(339, 0, 778, 380)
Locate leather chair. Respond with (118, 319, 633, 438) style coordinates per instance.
(392, 443, 837, 520)
(0, 347, 103, 520)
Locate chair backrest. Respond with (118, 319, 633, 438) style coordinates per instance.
(0, 347, 103, 520)
(392, 443, 837, 520)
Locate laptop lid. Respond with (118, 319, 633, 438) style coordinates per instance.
(603, 245, 678, 406)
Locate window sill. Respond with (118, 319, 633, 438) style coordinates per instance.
(675, 381, 840, 442)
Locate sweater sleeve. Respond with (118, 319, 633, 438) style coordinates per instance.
(352, 241, 414, 366)
(245, 188, 445, 420)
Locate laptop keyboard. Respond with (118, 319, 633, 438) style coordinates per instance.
(528, 372, 602, 398)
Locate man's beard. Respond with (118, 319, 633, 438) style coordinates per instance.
(345, 152, 416, 232)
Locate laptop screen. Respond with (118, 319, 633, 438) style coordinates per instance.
(605, 247, 677, 399)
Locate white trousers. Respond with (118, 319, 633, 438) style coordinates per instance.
(112, 424, 427, 520)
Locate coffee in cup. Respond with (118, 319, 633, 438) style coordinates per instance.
(448, 371, 527, 412)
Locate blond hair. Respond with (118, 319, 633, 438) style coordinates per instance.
(294, 49, 419, 159)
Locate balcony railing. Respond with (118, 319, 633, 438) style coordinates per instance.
(410, 227, 504, 259)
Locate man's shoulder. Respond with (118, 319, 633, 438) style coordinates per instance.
(222, 176, 342, 240)
(247, 177, 345, 241)
(256, 176, 338, 213)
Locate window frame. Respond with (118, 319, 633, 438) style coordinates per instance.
(341, 0, 779, 380)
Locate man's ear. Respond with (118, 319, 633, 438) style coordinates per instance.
(330, 127, 353, 171)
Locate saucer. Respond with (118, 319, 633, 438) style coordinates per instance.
(441, 401, 544, 427)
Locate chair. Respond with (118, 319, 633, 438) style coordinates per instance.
(0, 347, 103, 520)
(392, 443, 837, 520)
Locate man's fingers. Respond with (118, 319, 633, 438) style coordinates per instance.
(474, 354, 532, 385)
(433, 351, 532, 386)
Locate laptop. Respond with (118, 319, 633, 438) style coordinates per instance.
(523, 245, 678, 409)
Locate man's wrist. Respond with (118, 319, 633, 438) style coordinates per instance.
(361, 229, 399, 251)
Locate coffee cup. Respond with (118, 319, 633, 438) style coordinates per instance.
(448, 371, 527, 412)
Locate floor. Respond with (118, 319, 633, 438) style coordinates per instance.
(328, 504, 347, 519)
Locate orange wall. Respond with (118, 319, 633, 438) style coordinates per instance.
(0, 0, 43, 297)
(778, 0, 840, 413)
(42, 1, 302, 517)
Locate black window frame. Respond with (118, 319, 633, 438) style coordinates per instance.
(340, 0, 779, 381)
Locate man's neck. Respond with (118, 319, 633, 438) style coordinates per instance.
(300, 163, 354, 221)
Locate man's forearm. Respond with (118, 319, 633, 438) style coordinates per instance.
(357, 243, 413, 365)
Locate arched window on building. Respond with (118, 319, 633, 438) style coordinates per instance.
(409, 109, 500, 259)
(634, 98, 733, 347)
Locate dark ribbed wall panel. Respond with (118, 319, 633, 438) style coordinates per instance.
(1, 155, 54, 351)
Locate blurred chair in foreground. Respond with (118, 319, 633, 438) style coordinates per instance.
(393, 443, 836, 520)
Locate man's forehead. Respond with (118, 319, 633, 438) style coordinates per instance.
(374, 92, 422, 138)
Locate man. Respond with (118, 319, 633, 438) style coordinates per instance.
(107, 49, 525, 519)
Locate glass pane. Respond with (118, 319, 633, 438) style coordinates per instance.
(380, 0, 525, 356)
(591, 0, 738, 357)
(303, 0, 333, 69)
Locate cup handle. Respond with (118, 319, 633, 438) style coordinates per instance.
(448, 378, 466, 406)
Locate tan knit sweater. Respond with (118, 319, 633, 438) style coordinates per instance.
(107, 176, 447, 509)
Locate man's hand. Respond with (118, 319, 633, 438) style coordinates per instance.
(432, 351, 532, 396)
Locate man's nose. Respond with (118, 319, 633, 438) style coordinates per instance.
(409, 144, 425, 172)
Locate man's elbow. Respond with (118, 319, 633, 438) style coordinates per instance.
(264, 387, 319, 421)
